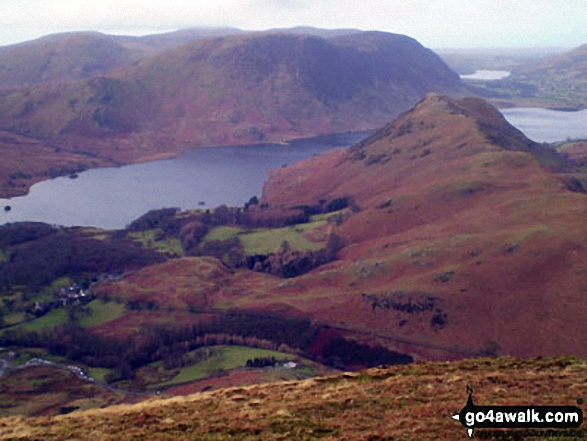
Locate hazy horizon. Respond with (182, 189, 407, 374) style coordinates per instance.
(0, 0, 584, 49)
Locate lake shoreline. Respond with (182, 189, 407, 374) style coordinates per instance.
(2, 105, 586, 229)
(0, 130, 373, 201)
(0, 131, 372, 229)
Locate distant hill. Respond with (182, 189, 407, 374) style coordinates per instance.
(265, 26, 361, 38)
(0, 32, 138, 88)
(0, 28, 244, 89)
(0, 30, 462, 196)
(521, 44, 587, 79)
(465, 44, 587, 109)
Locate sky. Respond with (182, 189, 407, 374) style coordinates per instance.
(0, 0, 585, 49)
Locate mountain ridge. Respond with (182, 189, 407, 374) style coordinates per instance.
(0, 30, 463, 197)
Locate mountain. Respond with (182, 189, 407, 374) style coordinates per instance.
(0, 28, 243, 89)
(256, 94, 587, 359)
(0, 32, 139, 89)
(0, 30, 462, 197)
(0, 357, 584, 440)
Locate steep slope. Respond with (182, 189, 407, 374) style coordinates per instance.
(0, 31, 463, 196)
(255, 95, 587, 359)
(1, 357, 585, 440)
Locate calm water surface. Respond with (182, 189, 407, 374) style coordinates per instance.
(2, 107, 586, 229)
(460, 70, 511, 80)
(0, 132, 368, 229)
(501, 108, 587, 143)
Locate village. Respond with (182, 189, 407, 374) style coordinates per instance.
(30, 282, 93, 318)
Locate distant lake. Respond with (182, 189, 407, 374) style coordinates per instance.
(460, 70, 511, 80)
(0, 132, 369, 229)
(501, 108, 587, 143)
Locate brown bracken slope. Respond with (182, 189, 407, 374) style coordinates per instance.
(0, 357, 585, 440)
(252, 94, 587, 360)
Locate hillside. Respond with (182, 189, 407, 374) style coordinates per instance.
(257, 94, 587, 359)
(0, 356, 585, 440)
(0, 32, 140, 89)
(0, 129, 115, 197)
(0, 30, 462, 197)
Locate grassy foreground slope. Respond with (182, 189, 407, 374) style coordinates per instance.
(0, 357, 585, 440)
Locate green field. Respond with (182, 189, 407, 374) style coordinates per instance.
(8, 300, 125, 332)
(13, 308, 69, 332)
(128, 229, 183, 256)
(203, 221, 328, 256)
(240, 222, 326, 255)
(78, 300, 125, 328)
(87, 367, 112, 383)
(155, 345, 291, 387)
(202, 225, 245, 242)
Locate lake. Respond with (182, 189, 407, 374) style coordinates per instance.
(501, 107, 587, 143)
(460, 70, 511, 80)
(1, 106, 586, 229)
(0, 132, 369, 229)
